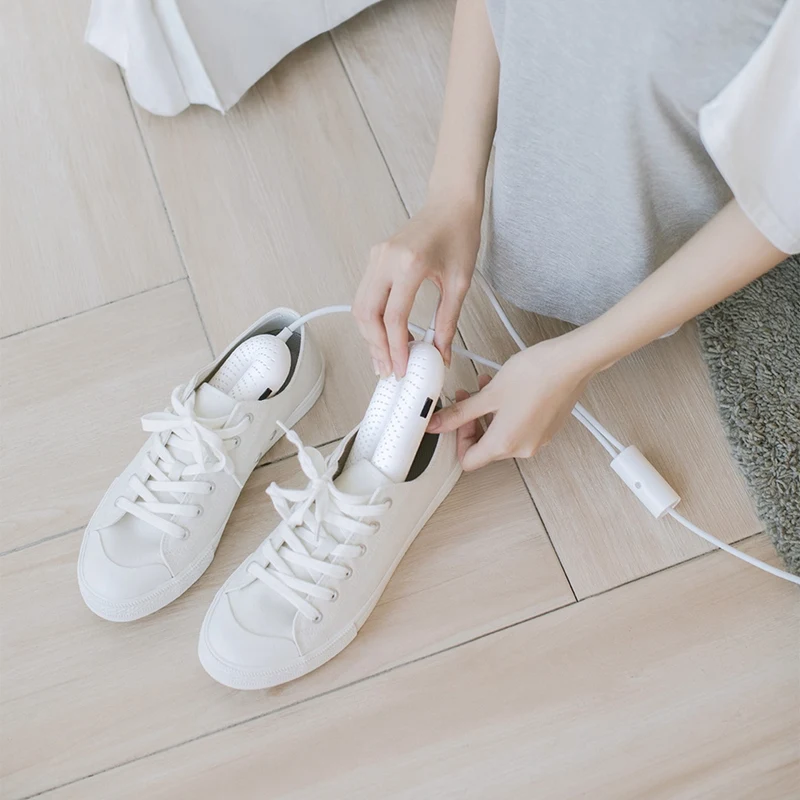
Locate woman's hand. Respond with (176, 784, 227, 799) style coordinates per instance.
(427, 201, 788, 473)
(428, 336, 595, 470)
(353, 200, 481, 378)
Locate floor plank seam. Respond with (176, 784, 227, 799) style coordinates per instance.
(576, 528, 766, 602)
(117, 68, 215, 358)
(511, 457, 579, 603)
(0, 526, 85, 558)
(0, 278, 187, 342)
(329, 33, 411, 219)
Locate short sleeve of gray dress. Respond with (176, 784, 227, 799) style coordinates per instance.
(483, 0, 786, 325)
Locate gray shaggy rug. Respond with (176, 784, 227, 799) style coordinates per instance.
(696, 255, 800, 575)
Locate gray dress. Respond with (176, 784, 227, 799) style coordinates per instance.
(484, 0, 786, 324)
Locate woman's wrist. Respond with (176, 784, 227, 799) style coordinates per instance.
(425, 177, 484, 222)
(554, 324, 617, 377)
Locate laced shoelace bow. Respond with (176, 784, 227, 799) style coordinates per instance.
(115, 386, 250, 539)
(247, 426, 390, 622)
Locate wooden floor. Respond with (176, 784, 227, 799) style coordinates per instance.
(1, 2, 797, 798)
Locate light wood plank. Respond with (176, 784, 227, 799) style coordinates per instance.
(0, 282, 212, 552)
(332, 0, 761, 596)
(333, 0, 456, 214)
(42, 537, 799, 800)
(0, 1, 184, 336)
(1, 454, 572, 798)
(132, 34, 475, 460)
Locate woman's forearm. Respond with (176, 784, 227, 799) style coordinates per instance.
(566, 200, 788, 372)
(427, 0, 499, 210)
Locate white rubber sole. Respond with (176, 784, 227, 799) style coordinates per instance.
(78, 367, 326, 623)
(198, 463, 463, 690)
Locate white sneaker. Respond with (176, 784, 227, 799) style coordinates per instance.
(78, 308, 325, 622)
(198, 414, 462, 690)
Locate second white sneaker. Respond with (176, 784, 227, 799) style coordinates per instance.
(198, 410, 462, 690)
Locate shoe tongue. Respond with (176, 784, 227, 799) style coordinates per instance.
(334, 457, 392, 494)
(193, 383, 238, 418)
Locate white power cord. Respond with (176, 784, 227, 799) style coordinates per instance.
(281, 304, 352, 339)
(285, 284, 800, 586)
(667, 510, 798, 584)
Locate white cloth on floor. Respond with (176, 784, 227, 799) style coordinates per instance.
(85, 0, 381, 116)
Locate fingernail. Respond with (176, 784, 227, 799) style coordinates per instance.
(428, 415, 441, 432)
(372, 358, 380, 376)
(379, 361, 391, 379)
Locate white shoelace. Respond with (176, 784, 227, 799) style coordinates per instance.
(115, 386, 250, 539)
(248, 427, 390, 622)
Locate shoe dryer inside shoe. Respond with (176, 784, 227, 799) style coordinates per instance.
(208, 335, 292, 402)
(349, 341, 444, 483)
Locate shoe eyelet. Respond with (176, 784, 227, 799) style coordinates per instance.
(232, 437, 241, 449)
(342, 568, 353, 579)
(328, 589, 339, 602)
(383, 498, 393, 510)
(206, 481, 216, 494)
(179, 528, 190, 540)
(311, 612, 323, 623)
(245, 413, 254, 425)
(358, 544, 367, 556)
(194, 506, 204, 518)
(369, 521, 381, 533)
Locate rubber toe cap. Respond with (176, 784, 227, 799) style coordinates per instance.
(79, 528, 172, 603)
(201, 592, 299, 674)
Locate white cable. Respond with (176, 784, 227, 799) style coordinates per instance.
(571, 407, 620, 457)
(572, 405, 624, 454)
(281, 304, 353, 338)
(472, 269, 527, 350)
(407, 323, 502, 371)
(668, 510, 800, 585)
(279, 291, 799, 585)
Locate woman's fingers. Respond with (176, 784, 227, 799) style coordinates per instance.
(434, 273, 471, 366)
(453, 375, 492, 461)
(453, 389, 480, 461)
(353, 264, 392, 377)
(383, 269, 422, 377)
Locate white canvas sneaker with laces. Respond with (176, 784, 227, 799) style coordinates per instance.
(198, 411, 462, 690)
(78, 308, 324, 622)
